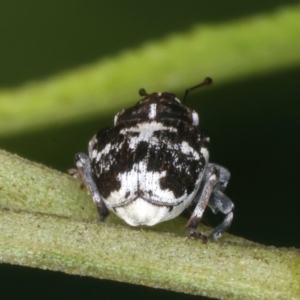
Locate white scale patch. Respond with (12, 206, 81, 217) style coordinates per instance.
(179, 141, 200, 160)
(119, 121, 178, 135)
(148, 103, 157, 119)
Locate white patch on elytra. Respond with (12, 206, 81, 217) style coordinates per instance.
(179, 141, 200, 160)
(92, 149, 98, 159)
(200, 147, 209, 160)
(148, 103, 157, 119)
(96, 143, 111, 160)
(120, 121, 177, 135)
(120, 121, 177, 150)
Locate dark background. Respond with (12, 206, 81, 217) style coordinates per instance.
(0, 1, 299, 299)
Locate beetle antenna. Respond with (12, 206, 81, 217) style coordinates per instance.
(182, 77, 213, 103)
(139, 88, 149, 97)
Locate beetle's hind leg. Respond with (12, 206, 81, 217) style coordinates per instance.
(207, 163, 234, 240)
(69, 152, 109, 221)
(187, 163, 233, 242)
(187, 166, 220, 243)
(207, 190, 234, 240)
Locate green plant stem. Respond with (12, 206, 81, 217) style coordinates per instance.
(0, 149, 299, 299)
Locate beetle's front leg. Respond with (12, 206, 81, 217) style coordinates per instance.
(206, 163, 234, 240)
(207, 190, 234, 240)
(70, 152, 109, 221)
(186, 167, 219, 243)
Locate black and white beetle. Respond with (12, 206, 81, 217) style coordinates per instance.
(69, 77, 234, 242)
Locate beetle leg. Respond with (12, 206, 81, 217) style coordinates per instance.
(187, 166, 219, 243)
(205, 164, 234, 239)
(70, 152, 109, 221)
(206, 163, 230, 191)
(208, 189, 234, 240)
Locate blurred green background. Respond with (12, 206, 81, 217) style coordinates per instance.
(0, 1, 299, 299)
